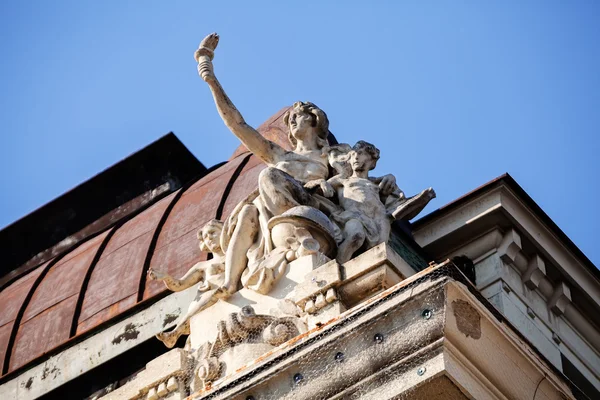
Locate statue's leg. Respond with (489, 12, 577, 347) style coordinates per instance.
(258, 167, 318, 216)
(156, 288, 219, 348)
(156, 321, 190, 349)
(222, 204, 259, 294)
(336, 219, 366, 264)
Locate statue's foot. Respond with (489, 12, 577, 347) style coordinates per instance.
(156, 331, 179, 348)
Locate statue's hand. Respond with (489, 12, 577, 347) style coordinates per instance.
(148, 268, 166, 281)
(379, 174, 397, 196)
(304, 179, 334, 198)
(194, 33, 219, 62)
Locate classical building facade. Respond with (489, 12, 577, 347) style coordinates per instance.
(1, 34, 598, 399)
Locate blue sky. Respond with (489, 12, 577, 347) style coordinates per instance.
(1, 1, 599, 266)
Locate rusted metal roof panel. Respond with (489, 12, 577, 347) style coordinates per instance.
(102, 193, 174, 256)
(155, 157, 244, 250)
(51, 232, 108, 270)
(0, 266, 45, 328)
(220, 155, 265, 218)
(21, 239, 100, 323)
(0, 323, 12, 373)
(145, 229, 208, 300)
(76, 293, 137, 335)
(10, 295, 77, 372)
(77, 231, 153, 328)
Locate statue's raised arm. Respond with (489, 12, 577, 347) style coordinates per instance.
(195, 33, 286, 166)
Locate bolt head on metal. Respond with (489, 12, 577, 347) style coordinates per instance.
(293, 373, 304, 384)
(374, 333, 384, 343)
(334, 352, 345, 362)
(422, 309, 432, 319)
(417, 367, 426, 376)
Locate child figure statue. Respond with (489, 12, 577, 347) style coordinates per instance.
(148, 219, 225, 348)
(327, 141, 435, 263)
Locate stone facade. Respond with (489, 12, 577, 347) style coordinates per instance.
(98, 257, 577, 400)
(1, 33, 598, 400)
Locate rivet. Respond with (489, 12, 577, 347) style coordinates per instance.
(421, 309, 432, 319)
(417, 366, 426, 376)
(334, 352, 345, 363)
(374, 333, 384, 343)
(311, 277, 317, 282)
(246, 396, 256, 400)
(293, 373, 304, 384)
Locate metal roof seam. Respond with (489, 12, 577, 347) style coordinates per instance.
(68, 224, 121, 338)
(2, 254, 64, 374)
(136, 164, 227, 303)
(0, 181, 183, 293)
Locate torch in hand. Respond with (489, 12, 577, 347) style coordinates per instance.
(195, 33, 220, 82)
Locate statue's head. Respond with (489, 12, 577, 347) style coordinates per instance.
(197, 219, 224, 254)
(283, 102, 329, 150)
(350, 140, 380, 172)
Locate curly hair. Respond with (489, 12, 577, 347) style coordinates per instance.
(283, 101, 330, 149)
(196, 219, 224, 252)
(353, 140, 380, 161)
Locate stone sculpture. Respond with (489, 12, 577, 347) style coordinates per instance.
(148, 219, 225, 347)
(147, 32, 436, 391)
(191, 305, 302, 389)
(326, 141, 436, 263)
(194, 33, 402, 298)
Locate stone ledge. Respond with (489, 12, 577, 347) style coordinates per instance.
(192, 263, 574, 400)
(100, 349, 188, 400)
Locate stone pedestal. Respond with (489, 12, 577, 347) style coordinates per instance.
(189, 243, 415, 349)
(189, 253, 328, 347)
(184, 243, 419, 391)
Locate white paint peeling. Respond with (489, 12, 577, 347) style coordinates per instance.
(1, 284, 198, 400)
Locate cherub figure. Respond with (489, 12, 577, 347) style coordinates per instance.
(148, 219, 225, 348)
(327, 141, 435, 263)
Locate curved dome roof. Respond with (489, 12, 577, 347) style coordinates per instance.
(0, 106, 332, 376)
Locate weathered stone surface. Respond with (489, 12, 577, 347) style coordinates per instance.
(188, 264, 573, 400)
(286, 259, 341, 308)
(189, 253, 319, 347)
(100, 349, 188, 400)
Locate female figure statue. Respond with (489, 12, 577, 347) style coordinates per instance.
(195, 34, 397, 297)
